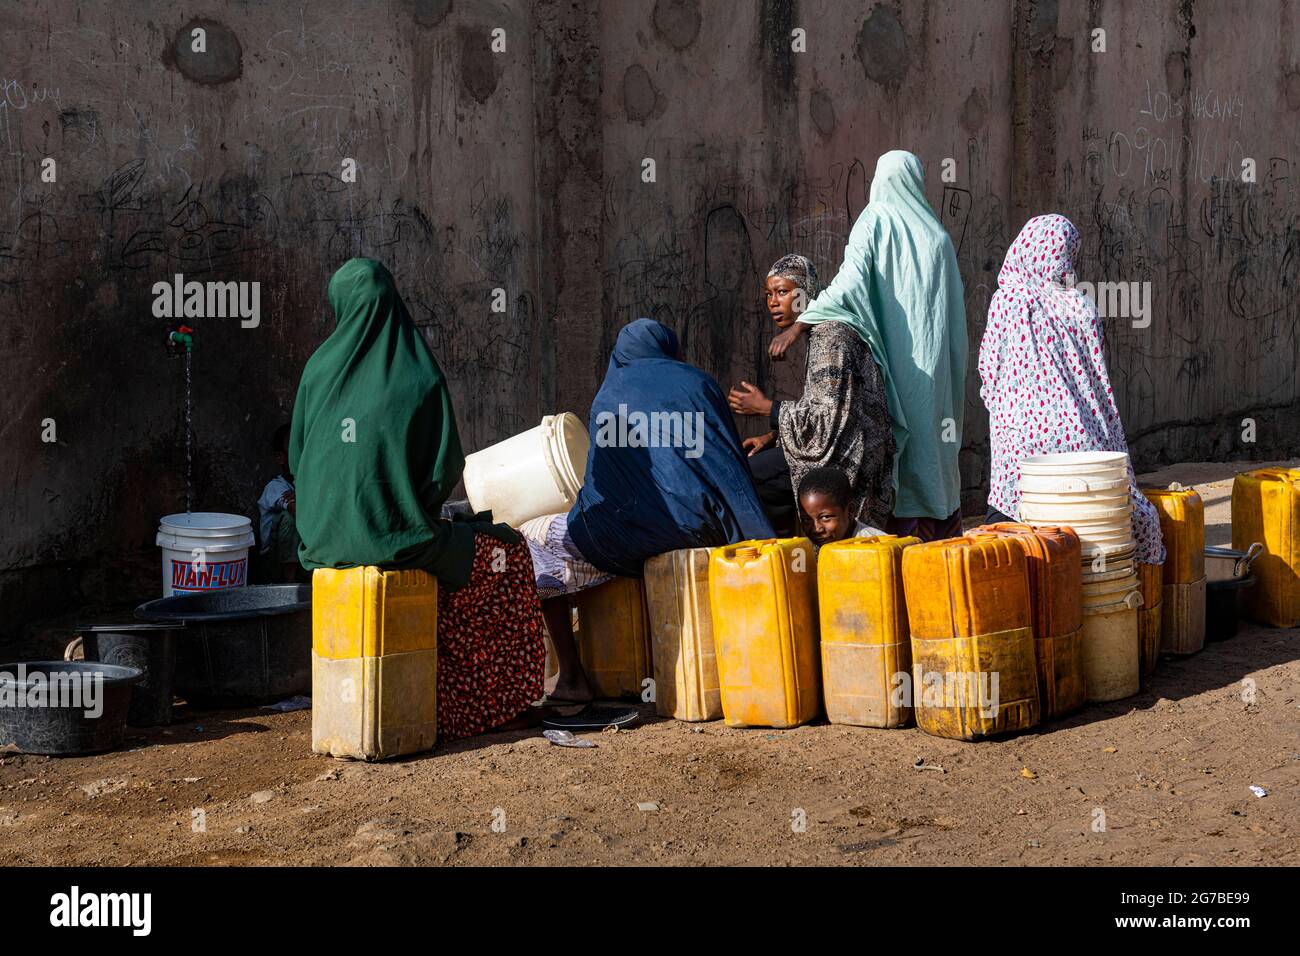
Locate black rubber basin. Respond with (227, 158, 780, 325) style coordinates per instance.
(0, 661, 142, 755)
(134, 585, 310, 707)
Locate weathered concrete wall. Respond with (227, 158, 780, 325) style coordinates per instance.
(0, 0, 543, 637)
(2, 0, 1298, 647)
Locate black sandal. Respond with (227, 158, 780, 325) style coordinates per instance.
(541, 705, 640, 731)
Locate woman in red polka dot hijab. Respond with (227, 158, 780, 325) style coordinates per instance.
(978, 214, 1165, 565)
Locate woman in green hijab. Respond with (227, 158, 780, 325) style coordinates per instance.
(289, 258, 548, 741)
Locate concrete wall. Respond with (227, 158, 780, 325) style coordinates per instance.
(2, 0, 1298, 647)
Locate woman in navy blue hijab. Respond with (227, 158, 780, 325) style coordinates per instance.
(567, 318, 774, 574)
(520, 318, 774, 704)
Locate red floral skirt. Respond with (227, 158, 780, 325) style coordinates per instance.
(435, 534, 546, 742)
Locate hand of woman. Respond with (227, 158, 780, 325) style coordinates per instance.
(728, 381, 772, 416)
(768, 322, 807, 361)
(742, 431, 776, 457)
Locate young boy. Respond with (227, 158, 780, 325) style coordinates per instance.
(797, 466, 886, 547)
(258, 423, 302, 582)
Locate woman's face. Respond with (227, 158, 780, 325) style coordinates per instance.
(765, 276, 804, 329)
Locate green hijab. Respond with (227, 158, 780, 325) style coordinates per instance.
(289, 258, 506, 589)
(797, 150, 968, 519)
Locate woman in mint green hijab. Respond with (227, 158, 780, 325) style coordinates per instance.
(731, 150, 968, 539)
(289, 259, 548, 740)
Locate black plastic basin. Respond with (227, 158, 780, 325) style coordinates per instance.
(78, 624, 179, 727)
(134, 585, 310, 707)
(0, 661, 142, 755)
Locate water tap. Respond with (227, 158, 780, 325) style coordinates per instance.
(168, 324, 195, 353)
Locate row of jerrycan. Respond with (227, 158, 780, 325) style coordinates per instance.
(303, 469, 1300, 761)
(602, 528, 1123, 741)
(1140, 469, 1300, 637)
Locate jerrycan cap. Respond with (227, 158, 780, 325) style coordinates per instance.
(844, 533, 898, 544)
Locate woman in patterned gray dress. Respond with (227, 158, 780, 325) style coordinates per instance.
(729, 254, 896, 532)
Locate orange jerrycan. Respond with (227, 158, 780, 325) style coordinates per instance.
(574, 576, 653, 699)
(816, 535, 919, 728)
(1141, 485, 1206, 654)
(902, 535, 1039, 740)
(311, 567, 438, 761)
(1232, 467, 1300, 627)
(1137, 561, 1163, 678)
(970, 523, 1084, 719)
(643, 548, 721, 721)
(709, 538, 820, 728)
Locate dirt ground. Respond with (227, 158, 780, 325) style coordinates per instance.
(2, 460, 1297, 866)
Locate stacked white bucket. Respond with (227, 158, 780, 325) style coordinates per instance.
(1017, 452, 1141, 701)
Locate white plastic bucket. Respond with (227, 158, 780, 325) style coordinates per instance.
(1076, 536, 1137, 552)
(1027, 517, 1133, 540)
(1072, 523, 1136, 537)
(1081, 593, 1142, 701)
(1019, 451, 1130, 478)
(1080, 549, 1136, 572)
(1082, 575, 1140, 602)
(1019, 501, 1132, 521)
(1019, 490, 1131, 508)
(1079, 547, 1137, 568)
(1083, 564, 1139, 584)
(1018, 473, 1129, 495)
(157, 513, 256, 596)
(463, 413, 589, 528)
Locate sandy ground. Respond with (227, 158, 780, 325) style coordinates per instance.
(1, 460, 1297, 866)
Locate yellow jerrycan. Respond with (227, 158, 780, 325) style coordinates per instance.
(574, 576, 653, 699)
(816, 535, 919, 728)
(1141, 485, 1206, 654)
(1232, 467, 1300, 627)
(311, 567, 438, 761)
(709, 538, 820, 728)
(902, 535, 1040, 741)
(643, 548, 721, 721)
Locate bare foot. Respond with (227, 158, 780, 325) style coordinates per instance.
(545, 667, 594, 704)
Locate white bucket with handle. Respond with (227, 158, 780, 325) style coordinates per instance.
(1019, 490, 1131, 508)
(463, 413, 589, 528)
(1019, 451, 1129, 479)
(1019, 472, 1130, 495)
(157, 513, 256, 596)
(1019, 500, 1133, 521)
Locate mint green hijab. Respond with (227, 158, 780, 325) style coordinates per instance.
(797, 150, 968, 518)
(289, 258, 507, 589)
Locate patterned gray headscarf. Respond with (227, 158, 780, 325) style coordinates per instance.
(766, 254, 822, 299)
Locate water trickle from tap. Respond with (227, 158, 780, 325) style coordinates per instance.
(184, 350, 193, 514)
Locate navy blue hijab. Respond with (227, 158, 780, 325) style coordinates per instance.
(566, 319, 775, 576)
